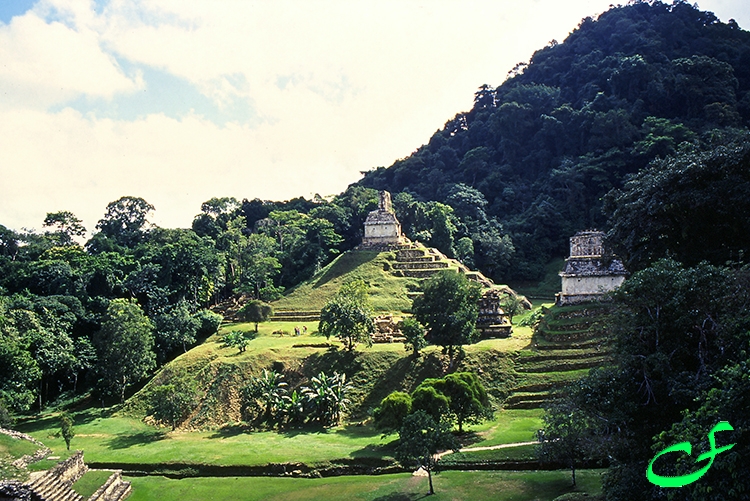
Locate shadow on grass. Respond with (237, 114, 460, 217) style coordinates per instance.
(333, 422, 383, 440)
(455, 431, 482, 448)
(15, 407, 114, 434)
(373, 494, 430, 501)
(348, 439, 398, 458)
(106, 430, 167, 450)
(279, 423, 330, 438)
(313, 252, 379, 289)
(207, 424, 250, 439)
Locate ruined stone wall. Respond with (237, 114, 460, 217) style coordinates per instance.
(570, 231, 604, 257)
(560, 275, 625, 297)
(364, 222, 400, 241)
(50, 450, 88, 487)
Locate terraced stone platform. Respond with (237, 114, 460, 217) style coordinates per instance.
(504, 304, 612, 409)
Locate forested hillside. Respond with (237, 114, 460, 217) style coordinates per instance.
(358, 0, 750, 279)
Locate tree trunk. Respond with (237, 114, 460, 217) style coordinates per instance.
(120, 376, 127, 404)
(571, 462, 576, 487)
(427, 466, 434, 495)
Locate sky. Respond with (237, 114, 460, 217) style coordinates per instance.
(1, 0, 749, 235)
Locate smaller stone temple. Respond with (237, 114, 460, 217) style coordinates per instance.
(476, 289, 512, 338)
(360, 191, 406, 247)
(556, 230, 627, 306)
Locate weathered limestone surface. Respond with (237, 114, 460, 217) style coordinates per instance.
(557, 231, 627, 305)
(361, 191, 406, 247)
(477, 289, 512, 338)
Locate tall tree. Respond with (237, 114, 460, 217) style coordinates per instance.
(95, 299, 156, 403)
(43, 211, 86, 246)
(95, 196, 154, 248)
(412, 271, 482, 365)
(395, 410, 459, 495)
(318, 280, 375, 351)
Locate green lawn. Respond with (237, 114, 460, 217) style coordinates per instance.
(0, 433, 40, 459)
(126, 470, 603, 501)
(272, 251, 421, 313)
(0, 432, 44, 481)
(72, 469, 114, 498)
(17, 410, 398, 467)
(467, 409, 544, 447)
(15, 406, 541, 470)
(442, 444, 538, 463)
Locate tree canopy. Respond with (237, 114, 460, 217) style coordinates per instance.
(412, 271, 482, 365)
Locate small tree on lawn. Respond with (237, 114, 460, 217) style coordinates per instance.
(60, 412, 74, 450)
(401, 317, 427, 357)
(412, 271, 481, 366)
(410, 383, 450, 424)
(501, 294, 524, 324)
(373, 391, 412, 434)
(222, 331, 250, 353)
(537, 399, 594, 487)
(238, 300, 274, 332)
(318, 280, 375, 351)
(396, 410, 459, 495)
(411, 373, 491, 433)
(441, 372, 492, 433)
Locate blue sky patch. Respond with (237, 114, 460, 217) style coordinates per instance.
(0, 0, 35, 24)
(54, 65, 260, 127)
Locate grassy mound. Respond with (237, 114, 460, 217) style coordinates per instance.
(122, 322, 519, 429)
(272, 250, 422, 313)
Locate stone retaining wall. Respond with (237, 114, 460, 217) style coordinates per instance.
(0, 428, 52, 470)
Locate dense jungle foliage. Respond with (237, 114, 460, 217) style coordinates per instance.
(359, 0, 750, 279)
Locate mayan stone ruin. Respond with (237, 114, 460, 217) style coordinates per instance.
(360, 191, 406, 248)
(556, 230, 627, 306)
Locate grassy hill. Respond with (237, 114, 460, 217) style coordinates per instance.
(271, 250, 422, 313)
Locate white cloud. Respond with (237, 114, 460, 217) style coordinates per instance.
(0, 7, 142, 110)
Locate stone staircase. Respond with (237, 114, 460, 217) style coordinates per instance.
(270, 310, 320, 323)
(87, 470, 131, 501)
(21, 451, 131, 501)
(390, 245, 495, 287)
(504, 304, 611, 409)
(25, 452, 86, 501)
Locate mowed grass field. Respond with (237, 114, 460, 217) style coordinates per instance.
(126, 470, 603, 501)
(15, 406, 542, 468)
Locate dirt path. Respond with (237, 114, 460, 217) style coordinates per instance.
(436, 440, 538, 459)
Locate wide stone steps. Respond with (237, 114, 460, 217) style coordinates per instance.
(534, 338, 607, 350)
(515, 356, 610, 373)
(27, 472, 84, 501)
(399, 269, 450, 278)
(504, 391, 559, 410)
(88, 470, 132, 501)
(270, 311, 320, 322)
(516, 349, 608, 364)
(391, 261, 449, 270)
(395, 254, 436, 263)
